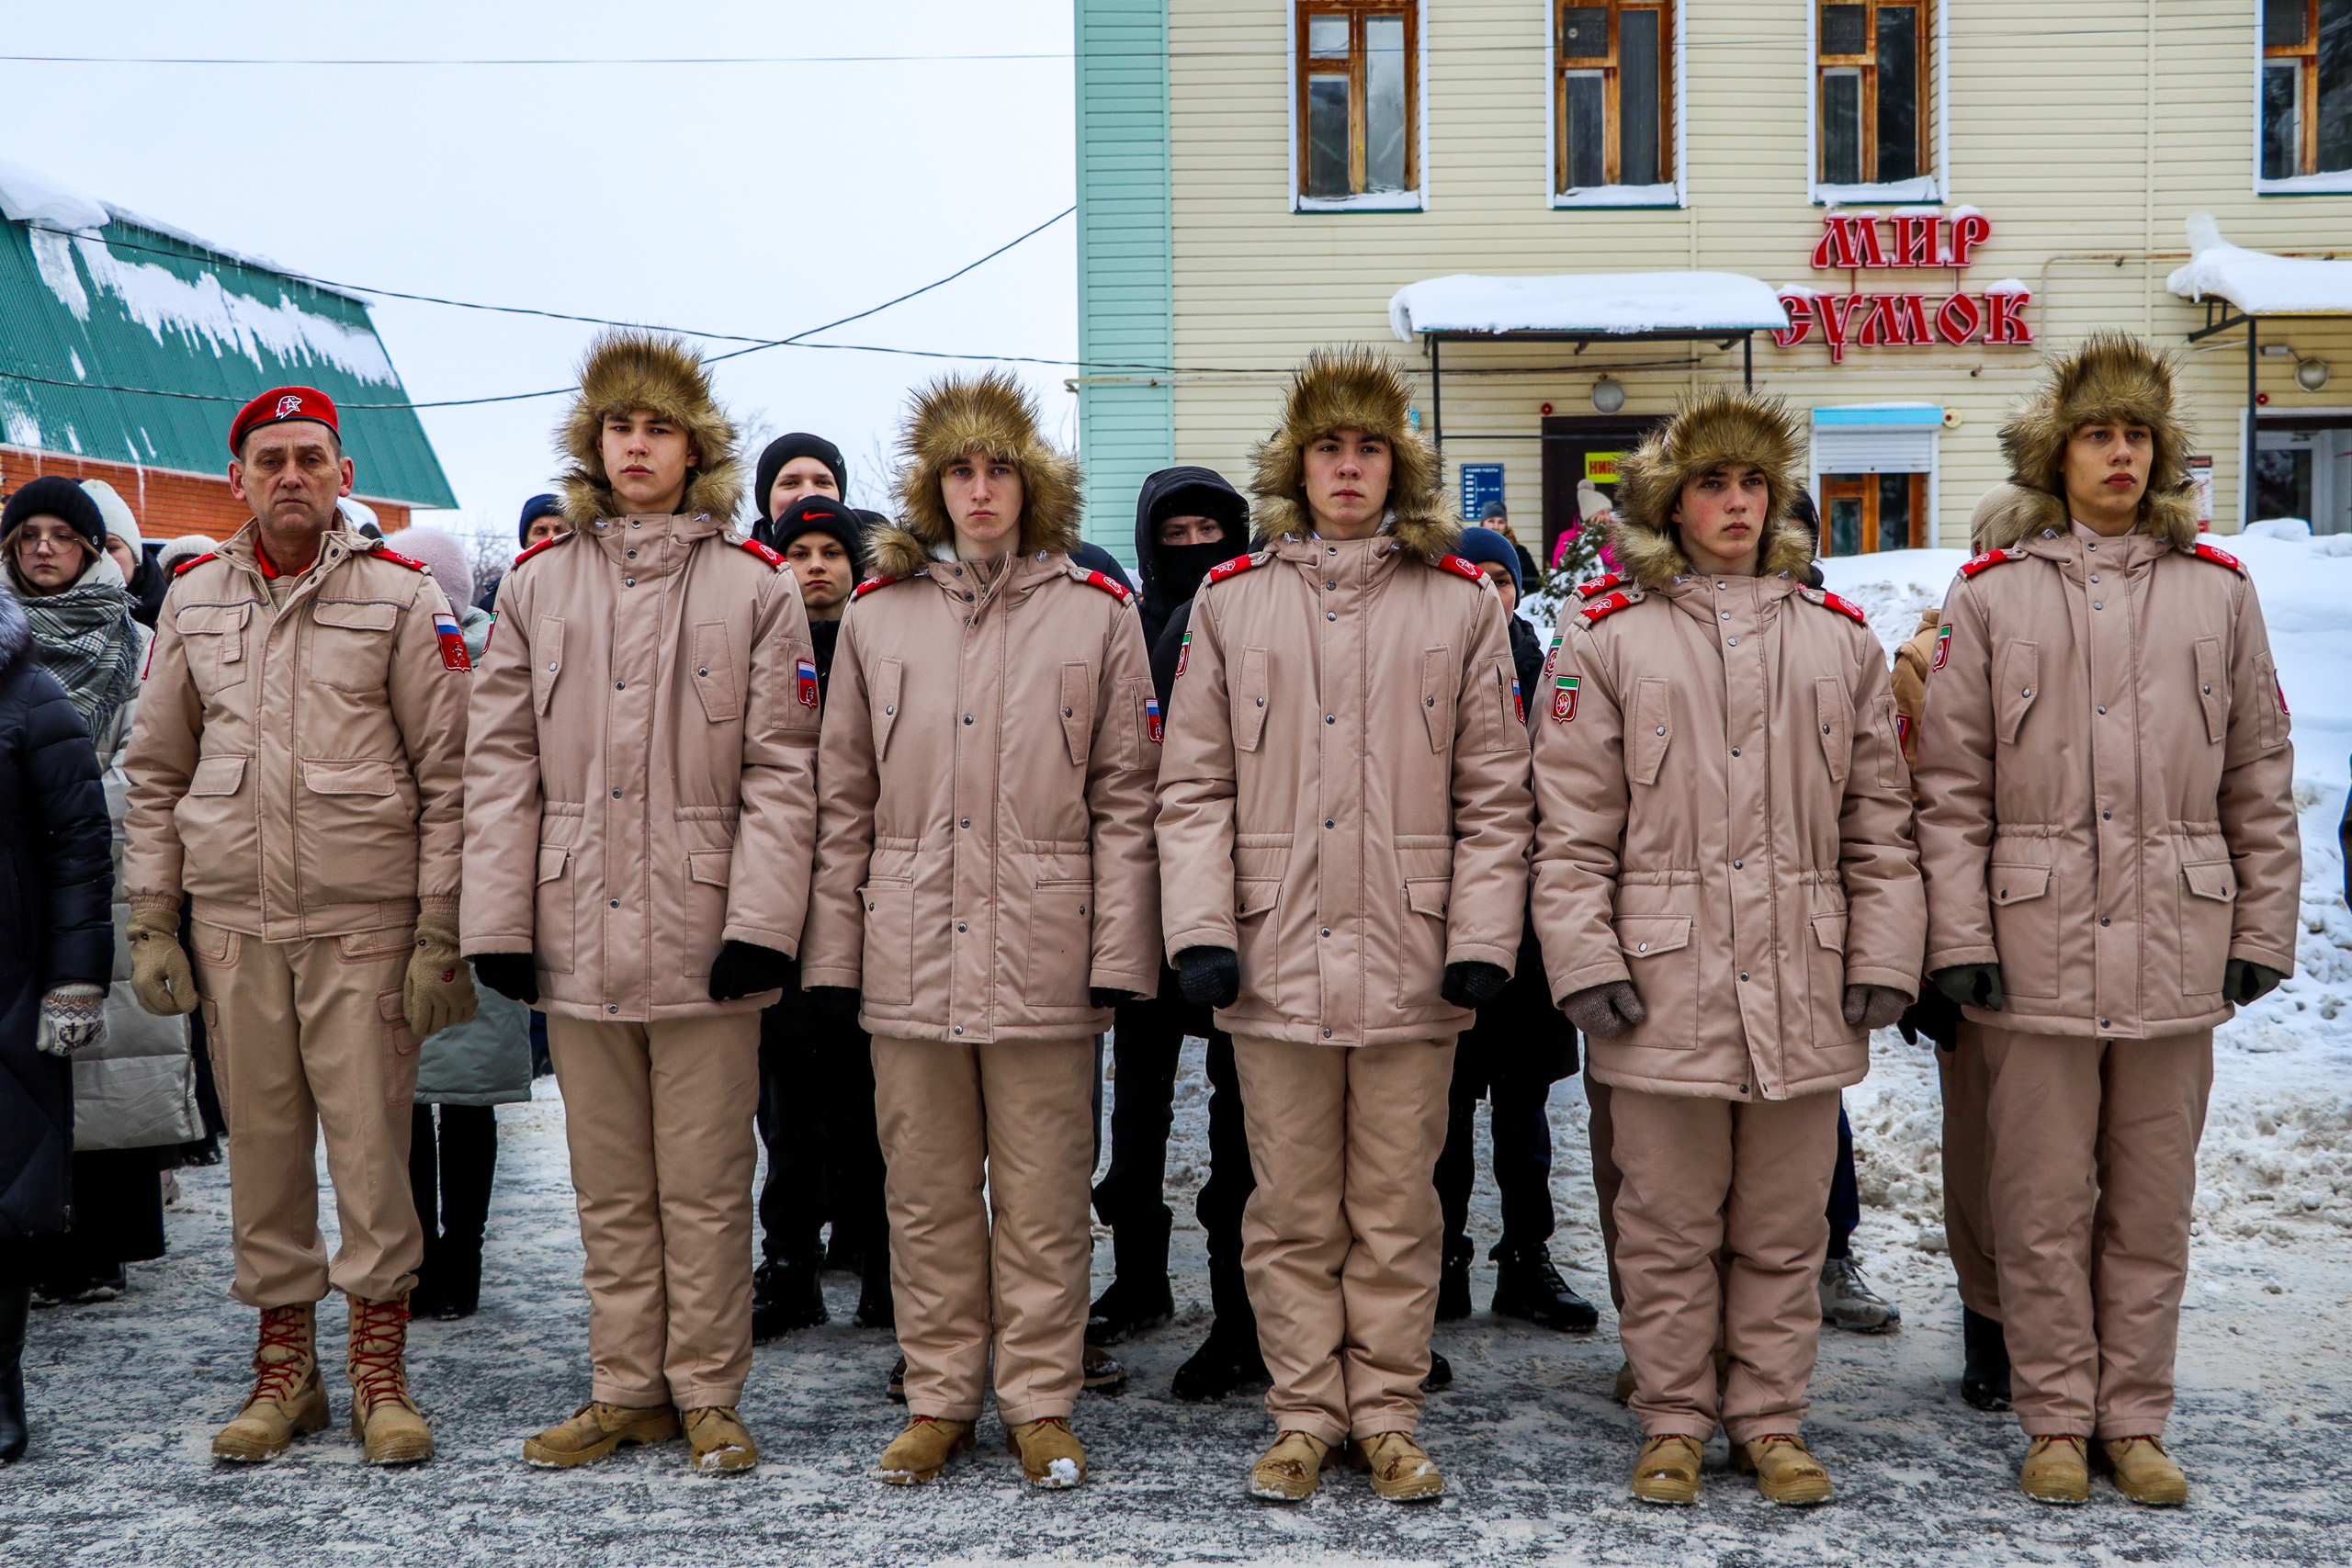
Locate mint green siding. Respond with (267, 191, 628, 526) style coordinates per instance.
(1076, 0, 1175, 566)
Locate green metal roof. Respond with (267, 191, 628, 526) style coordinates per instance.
(0, 214, 458, 508)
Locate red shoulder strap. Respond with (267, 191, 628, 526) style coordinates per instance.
(1574, 572, 1623, 600)
(1579, 590, 1636, 624)
(1205, 554, 1260, 586)
(1959, 547, 2020, 578)
(1819, 590, 1869, 625)
(850, 575, 899, 602)
(2191, 542, 2245, 575)
(740, 537, 786, 569)
(513, 534, 565, 568)
(1080, 569, 1133, 603)
(369, 547, 427, 572)
(171, 551, 218, 578)
(1436, 554, 1487, 583)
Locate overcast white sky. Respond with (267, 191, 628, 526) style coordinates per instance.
(0, 1, 1077, 543)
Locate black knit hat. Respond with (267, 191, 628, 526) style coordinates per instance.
(3, 475, 105, 552)
(753, 434, 848, 524)
(517, 491, 565, 547)
(769, 494, 866, 570)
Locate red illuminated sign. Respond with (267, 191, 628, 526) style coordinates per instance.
(1777, 211, 2031, 364)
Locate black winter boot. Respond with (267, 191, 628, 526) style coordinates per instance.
(1170, 1322, 1270, 1402)
(1436, 1236, 1474, 1322)
(0, 1284, 29, 1463)
(1961, 1307, 2012, 1412)
(853, 1241, 894, 1330)
(430, 1240, 481, 1321)
(1423, 1348, 1453, 1392)
(1490, 1244, 1600, 1332)
(752, 1260, 827, 1342)
(1087, 1211, 1174, 1346)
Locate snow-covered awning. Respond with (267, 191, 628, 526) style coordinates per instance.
(2166, 212, 2352, 318)
(1389, 271, 1791, 341)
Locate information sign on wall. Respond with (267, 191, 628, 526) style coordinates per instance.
(1776, 211, 2034, 364)
(1460, 463, 1505, 522)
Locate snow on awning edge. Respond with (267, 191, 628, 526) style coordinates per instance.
(1388, 271, 1792, 342)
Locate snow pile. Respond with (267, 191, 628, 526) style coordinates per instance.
(1388, 271, 1789, 341)
(0, 157, 108, 231)
(2167, 210, 2352, 317)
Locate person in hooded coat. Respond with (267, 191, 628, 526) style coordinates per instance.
(800, 370, 1160, 1490)
(0, 587, 114, 1463)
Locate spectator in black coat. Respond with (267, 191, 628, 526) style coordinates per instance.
(0, 587, 116, 1462)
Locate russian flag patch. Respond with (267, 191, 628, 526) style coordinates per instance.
(797, 658, 820, 709)
(432, 612, 471, 671)
(1145, 694, 1164, 744)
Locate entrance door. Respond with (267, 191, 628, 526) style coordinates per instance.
(1821, 471, 1928, 555)
(1542, 413, 1665, 571)
(2255, 422, 2351, 534)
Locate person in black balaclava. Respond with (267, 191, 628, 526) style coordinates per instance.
(1086, 466, 1267, 1401)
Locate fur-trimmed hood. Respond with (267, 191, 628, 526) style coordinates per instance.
(1249, 347, 1457, 562)
(1609, 388, 1813, 589)
(1992, 332, 2198, 550)
(872, 370, 1083, 578)
(557, 331, 743, 526)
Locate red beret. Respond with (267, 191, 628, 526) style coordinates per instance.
(229, 386, 338, 457)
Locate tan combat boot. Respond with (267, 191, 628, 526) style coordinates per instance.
(212, 1303, 331, 1462)
(1006, 1416, 1087, 1487)
(522, 1402, 680, 1467)
(1629, 1434, 1705, 1506)
(682, 1405, 758, 1472)
(876, 1416, 976, 1484)
(345, 1295, 433, 1464)
(2099, 1436, 2189, 1506)
(2019, 1435, 2090, 1505)
(1734, 1433, 1834, 1506)
(1246, 1430, 1330, 1502)
(1351, 1430, 1444, 1503)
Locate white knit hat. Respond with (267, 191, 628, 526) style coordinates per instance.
(81, 479, 141, 555)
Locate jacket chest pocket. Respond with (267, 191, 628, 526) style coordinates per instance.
(532, 617, 566, 716)
(1230, 647, 1270, 752)
(691, 621, 740, 723)
(1815, 676, 1852, 785)
(2193, 637, 2227, 745)
(309, 599, 401, 692)
(1059, 662, 1094, 767)
(870, 659, 904, 759)
(174, 603, 251, 694)
(1627, 678, 1672, 786)
(1996, 639, 2041, 746)
(1419, 648, 1455, 752)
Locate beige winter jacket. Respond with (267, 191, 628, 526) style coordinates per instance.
(123, 523, 468, 940)
(460, 513, 822, 1022)
(1155, 532, 1534, 1047)
(1915, 523, 2300, 1038)
(1890, 603, 1941, 776)
(799, 546, 1163, 1042)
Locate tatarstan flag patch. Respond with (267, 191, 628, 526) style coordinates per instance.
(1551, 673, 1580, 723)
(1931, 624, 1952, 671)
(1174, 630, 1192, 678)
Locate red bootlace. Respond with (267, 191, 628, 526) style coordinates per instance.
(347, 1296, 412, 1413)
(250, 1304, 311, 1403)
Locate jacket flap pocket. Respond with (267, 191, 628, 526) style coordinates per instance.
(1811, 912, 1849, 953)
(532, 616, 566, 716)
(1405, 877, 1452, 918)
(177, 601, 250, 664)
(1232, 647, 1270, 753)
(1996, 639, 2040, 746)
(311, 599, 400, 632)
(302, 759, 397, 796)
(537, 844, 570, 885)
(2181, 860, 2237, 902)
(1060, 661, 1093, 767)
(871, 658, 904, 758)
(1235, 878, 1280, 918)
(2193, 637, 2227, 745)
(1420, 648, 1453, 752)
(691, 621, 740, 723)
(1614, 915, 1692, 957)
(187, 754, 246, 796)
(1629, 677, 1672, 785)
(1988, 863, 2052, 905)
(687, 850, 732, 887)
(378, 989, 409, 1025)
(1815, 676, 1851, 784)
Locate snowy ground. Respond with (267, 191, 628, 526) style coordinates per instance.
(6, 539, 2349, 1565)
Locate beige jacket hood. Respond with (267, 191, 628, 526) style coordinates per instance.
(557, 332, 745, 529)
(460, 512, 820, 1021)
(122, 523, 468, 941)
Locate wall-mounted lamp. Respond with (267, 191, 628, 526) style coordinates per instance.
(1591, 378, 1626, 414)
(2297, 356, 2331, 392)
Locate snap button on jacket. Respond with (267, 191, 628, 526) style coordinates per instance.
(123, 525, 468, 941)
(1156, 536, 1533, 1048)
(460, 514, 821, 1021)
(1532, 573, 1924, 1100)
(799, 552, 1162, 1043)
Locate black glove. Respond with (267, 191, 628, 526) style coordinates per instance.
(1931, 964, 2004, 1012)
(1175, 946, 1240, 1010)
(1900, 983, 1962, 1050)
(2224, 958, 2282, 1006)
(470, 952, 539, 1006)
(1560, 979, 1646, 1039)
(1090, 987, 1138, 1010)
(808, 987, 862, 1029)
(1440, 961, 1510, 1010)
(709, 941, 797, 1001)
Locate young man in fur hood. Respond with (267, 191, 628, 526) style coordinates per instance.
(461, 332, 822, 1474)
(1914, 333, 2300, 1506)
(1156, 349, 1534, 1504)
(800, 369, 1160, 1490)
(1531, 389, 1923, 1508)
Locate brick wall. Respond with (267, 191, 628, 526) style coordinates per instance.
(0, 446, 412, 541)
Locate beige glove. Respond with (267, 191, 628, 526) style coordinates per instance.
(36, 983, 107, 1056)
(404, 912, 479, 1040)
(126, 907, 200, 1017)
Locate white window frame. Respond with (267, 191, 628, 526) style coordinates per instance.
(1807, 0, 1949, 206)
(2252, 4, 2352, 196)
(1287, 0, 1431, 213)
(1545, 0, 1686, 209)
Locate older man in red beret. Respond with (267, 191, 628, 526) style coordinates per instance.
(121, 387, 475, 1465)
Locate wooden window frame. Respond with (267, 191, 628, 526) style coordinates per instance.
(1820, 471, 1928, 557)
(2262, 0, 2342, 177)
(1295, 2, 1419, 200)
(1553, 2, 1677, 193)
(1815, 1, 1932, 186)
